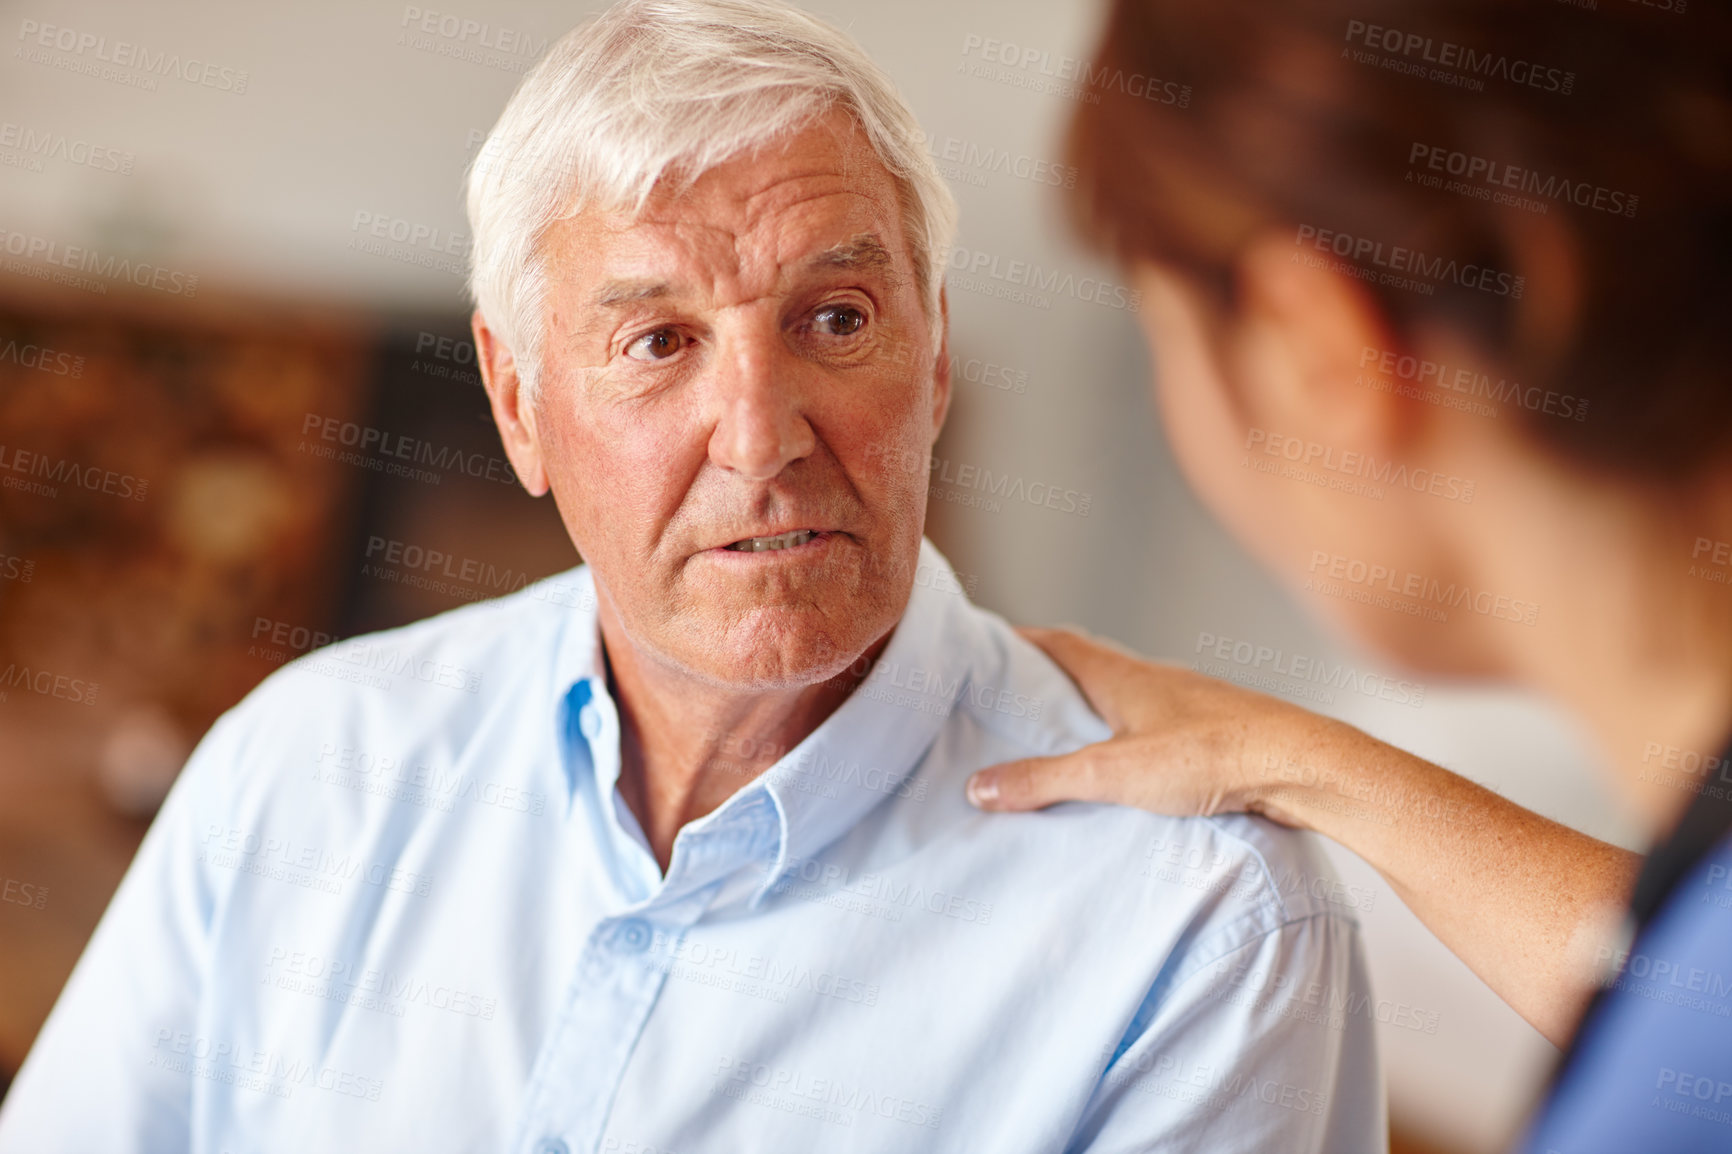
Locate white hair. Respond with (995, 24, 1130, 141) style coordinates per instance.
(464, 0, 957, 395)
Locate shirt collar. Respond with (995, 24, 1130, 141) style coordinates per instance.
(752, 538, 973, 903)
(543, 540, 974, 908)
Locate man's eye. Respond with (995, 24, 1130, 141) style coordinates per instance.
(812, 305, 866, 337)
(625, 329, 684, 362)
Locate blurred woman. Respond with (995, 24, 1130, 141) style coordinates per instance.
(965, 2, 1732, 1150)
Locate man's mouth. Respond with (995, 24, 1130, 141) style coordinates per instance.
(724, 529, 818, 553)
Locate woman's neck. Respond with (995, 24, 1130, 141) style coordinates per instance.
(1469, 454, 1732, 839)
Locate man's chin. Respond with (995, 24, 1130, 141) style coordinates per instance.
(680, 606, 894, 692)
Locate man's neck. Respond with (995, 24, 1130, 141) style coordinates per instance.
(598, 611, 888, 873)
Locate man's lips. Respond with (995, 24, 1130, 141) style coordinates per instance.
(723, 529, 821, 553)
(703, 526, 838, 554)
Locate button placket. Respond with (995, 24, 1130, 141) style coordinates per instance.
(512, 892, 715, 1154)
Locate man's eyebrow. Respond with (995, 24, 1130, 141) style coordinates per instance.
(589, 235, 892, 308)
(593, 280, 670, 309)
(808, 234, 894, 274)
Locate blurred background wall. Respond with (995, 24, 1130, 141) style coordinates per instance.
(0, 2, 1646, 1150)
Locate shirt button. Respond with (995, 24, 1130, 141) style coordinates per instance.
(579, 705, 602, 740)
(614, 917, 652, 954)
(534, 1139, 570, 1154)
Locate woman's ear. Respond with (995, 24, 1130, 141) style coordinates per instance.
(1227, 230, 1412, 457)
(472, 309, 550, 497)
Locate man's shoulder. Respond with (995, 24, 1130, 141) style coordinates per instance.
(240, 566, 590, 720)
(920, 597, 1361, 933)
(940, 596, 1112, 757)
(192, 567, 591, 818)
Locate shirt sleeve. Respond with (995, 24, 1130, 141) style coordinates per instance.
(1066, 909, 1387, 1154)
(0, 710, 242, 1153)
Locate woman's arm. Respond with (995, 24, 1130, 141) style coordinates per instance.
(967, 627, 1641, 1048)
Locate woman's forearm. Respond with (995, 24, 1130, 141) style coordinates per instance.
(1253, 720, 1642, 1048)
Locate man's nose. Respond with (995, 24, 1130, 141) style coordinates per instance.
(706, 327, 816, 482)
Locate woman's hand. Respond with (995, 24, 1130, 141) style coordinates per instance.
(968, 625, 1640, 1048)
(965, 626, 1349, 827)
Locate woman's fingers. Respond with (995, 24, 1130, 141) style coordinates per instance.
(990, 624, 1315, 818)
(967, 732, 1257, 817)
(967, 738, 1207, 814)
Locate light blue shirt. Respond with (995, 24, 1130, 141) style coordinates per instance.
(0, 540, 1384, 1153)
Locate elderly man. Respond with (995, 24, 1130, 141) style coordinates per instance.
(0, 2, 1383, 1151)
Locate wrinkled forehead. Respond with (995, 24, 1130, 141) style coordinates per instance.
(542, 113, 916, 297)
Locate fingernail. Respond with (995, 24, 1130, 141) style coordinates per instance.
(966, 773, 997, 806)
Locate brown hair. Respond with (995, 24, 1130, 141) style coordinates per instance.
(1067, 0, 1732, 478)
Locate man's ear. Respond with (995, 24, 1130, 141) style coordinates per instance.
(928, 287, 953, 442)
(1228, 231, 1410, 455)
(472, 309, 550, 497)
